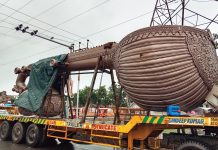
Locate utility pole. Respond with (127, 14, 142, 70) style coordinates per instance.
(76, 71, 80, 122)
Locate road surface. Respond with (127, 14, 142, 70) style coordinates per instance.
(0, 139, 113, 150)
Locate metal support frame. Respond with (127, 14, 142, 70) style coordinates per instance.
(60, 74, 66, 118)
(182, 0, 185, 26)
(128, 125, 155, 150)
(140, 140, 145, 150)
(110, 69, 121, 125)
(93, 72, 104, 124)
(127, 124, 163, 150)
(76, 71, 80, 121)
(81, 56, 102, 123)
(70, 70, 110, 75)
(66, 73, 74, 119)
(93, 100, 100, 124)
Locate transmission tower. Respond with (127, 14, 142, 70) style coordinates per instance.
(150, 0, 218, 29)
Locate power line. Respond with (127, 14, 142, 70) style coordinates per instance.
(0, 0, 72, 49)
(0, 20, 33, 51)
(74, 10, 153, 41)
(0, 0, 110, 48)
(0, 0, 10, 9)
(3, 0, 67, 34)
(0, 9, 153, 53)
(0, 0, 109, 46)
(0, 13, 88, 47)
(0, 0, 33, 25)
(20, 9, 153, 50)
(0, 26, 66, 52)
(0, 31, 28, 41)
(58, 0, 109, 26)
(0, 10, 154, 64)
(38, 0, 110, 46)
(0, 19, 78, 52)
(0, 23, 31, 50)
(15, 25, 74, 50)
(0, 14, 80, 48)
(0, 21, 75, 53)
(13, 0, 73, 46)
(0, 26, 12, 29)
(29, 0, 67, 19)
(0, 20, 15, 26)
(42, 0, 110, 33)
(0, 3, 152, 64)
(0, 45, 61, 66)
(0, 12, 76, 43)
(39, 32, 73, 44)
(0, 2, 91, 40)
(0, 38, 31, 52)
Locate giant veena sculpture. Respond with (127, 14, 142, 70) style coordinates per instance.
(12, 0, 218, 118)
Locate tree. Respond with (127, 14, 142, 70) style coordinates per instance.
(73, 86, 97, 107)
(107, 85, 128, 107)
(72, 84, 130, 107)
(96, 86, 111, 107)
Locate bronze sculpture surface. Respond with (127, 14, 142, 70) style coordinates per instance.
(114, 25, 218, 111)
(13, 25, 218, 115)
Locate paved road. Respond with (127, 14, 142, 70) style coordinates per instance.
(0, 139, 171, 150)
(0, 139, 113, 150)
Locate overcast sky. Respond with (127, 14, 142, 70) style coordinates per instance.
(0, 0, 217, 95)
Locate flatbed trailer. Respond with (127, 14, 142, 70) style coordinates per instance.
(0, 106, 19, 115)
(0, 115, 218, 150)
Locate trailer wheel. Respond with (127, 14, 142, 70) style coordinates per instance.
(0, 121, 12, 140)
(177, 141, 210, 150)
(12, 122, 27, 144)
(26, 124, 43, 147)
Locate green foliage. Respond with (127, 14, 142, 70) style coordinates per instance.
(95, 86, 110, 106)
(107, 85, 128, 107)
(73, 86, 97, 106)
(72, 85, 129, 107)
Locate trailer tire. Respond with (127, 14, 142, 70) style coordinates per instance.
(177, 141, 210, 150)
(12, 122, 27, 144)
(0, 121, 12, 140)
(26, 124, 43, 147)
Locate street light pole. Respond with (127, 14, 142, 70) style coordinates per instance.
(76, 71, 80, 121)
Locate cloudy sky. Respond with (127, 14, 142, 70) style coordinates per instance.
(0, 0, 217, 95)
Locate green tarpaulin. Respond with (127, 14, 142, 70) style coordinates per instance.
(15, 54, 67, 112)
